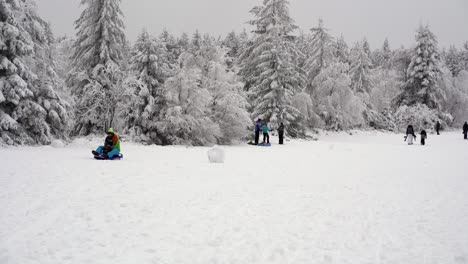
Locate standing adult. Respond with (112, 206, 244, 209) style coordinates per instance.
(463, 122, 468, 140)
(405, 125, 416, 145)
(262, 121, 270, 144)
(436, 121, 441, 135)
(254, 119, 262, 145)
(278, 123, 285, 145)
(420, 130, 427, 146)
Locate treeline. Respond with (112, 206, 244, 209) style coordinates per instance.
(1, 0, 467, 145)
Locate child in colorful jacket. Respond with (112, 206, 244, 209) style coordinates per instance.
(92, 128, 121, 159)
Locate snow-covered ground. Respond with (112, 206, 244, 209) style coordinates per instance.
(1, 131, 467, 264)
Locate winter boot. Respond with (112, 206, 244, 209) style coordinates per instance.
(92, 150, 99, 156)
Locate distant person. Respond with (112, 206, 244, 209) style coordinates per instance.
(92, 128, 121, 159)
(262, 121, 270, 144)
(435, 121, 441, 135)
(405, 125, 416, 145)
(463, 122, 468, 140)
(420, 130, 427, 146)
(254, 119, 262, 145)
(278, 123, 285, 145)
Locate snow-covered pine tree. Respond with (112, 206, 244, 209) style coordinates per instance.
(393, 25, 444, 110)
(439, 66, 468, 126)
(201, 42, 251, 144)
(362, 38, 371, 57)
(383, 38, 391, 56)
(20, 1, 72, 137)
(68, 0, 126, 135)
(55, 35, 74, 81)
(177, 32, 190, 54)
(333, 35, 350, 64)
(159, 29, 178, 68)
(350, 40, 396, 130)
(239, 0, 307, 137)
(463, 41, 468, 71)
(190, 30, 202, 53)
(123, 30, 171, 143)
(389, 46, 411, 83)
(350, 40, 374, 95)
(238, 29, 249, 49)
(304, 19, 334, 89)
(0, 0, 70, 145)
(156, 54, 220, 146)
(223, 31, 241, 68)
(311, 60, 365, 130)
(372, 38, 392, 68)
(444, 45, 463, 77)
(157, 31, 251, 146)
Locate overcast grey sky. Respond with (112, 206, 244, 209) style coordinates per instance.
(35, 0, 468, 49)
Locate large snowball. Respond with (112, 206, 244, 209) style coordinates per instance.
(207, 146, 225, 163)
(51, 140, 65, 148)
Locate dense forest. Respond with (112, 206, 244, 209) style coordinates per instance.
(1, 0, 468, 145)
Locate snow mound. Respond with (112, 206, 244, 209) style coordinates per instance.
(50, 140, 65, 148)
(207, 146, 225, 163)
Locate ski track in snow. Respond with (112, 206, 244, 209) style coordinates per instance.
(1, 132, 468, 264)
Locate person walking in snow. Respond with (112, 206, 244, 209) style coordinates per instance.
(435, 121, 441, 135)
(92, 128, 121, 159)
(278, 123, 285, 145)
(254, 118, 262, 145)
(463, 122, 468, 140)
(405, 125, 416, 145)
(262, 121, 270, 144)
(420, 129, 427, 146)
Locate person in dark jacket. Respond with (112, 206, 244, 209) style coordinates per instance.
(405, 125, 416, 145)
(420, 130, 427, 145)
(463, 122, 468, 140)
(254, 119, 262, 145)
(278, 123, 285, 145)
(435, 121, 441, 135)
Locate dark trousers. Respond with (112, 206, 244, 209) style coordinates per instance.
(464, 132, 467, 140)
(263, 133, 269, 144)
(436, 129, 440, 135)
(255, 131, 260, 145)
(421, 138, 426, 145)
(279, 133, 284, 145)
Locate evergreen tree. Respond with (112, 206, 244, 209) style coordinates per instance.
(157, 57, 220, 146)
(240, 0, 307, 137)
(159, 29, 178, 68)
(223, 31, 241, 68)
(312, 60, 365, 130)
(372, 38, 392, 68)
(362, 38, 371, 57)
(304, 19, 334, 87)
(198, 38, 251, 144)
(394, 25, 444, 110)
(389, 46, 411, 82)
(445, 45, 462, 76)
(334, 35, 350, 64)
(124, 30, 171, 142)
(350, 41, 374, 95)
(68, 0, 126, 135)
(177, 32, 190, 53)
(463, 41, 468, 71)
(0, 0, 70, 145)
(157, 33, 251, 145)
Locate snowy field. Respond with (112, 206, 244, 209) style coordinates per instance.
(1, 131, 468, 264)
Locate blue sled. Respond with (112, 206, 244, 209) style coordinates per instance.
(258, 143, 272, 147)
(94, 154, 124, 160)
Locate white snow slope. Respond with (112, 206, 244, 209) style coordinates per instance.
(1, 131, 467, 264)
